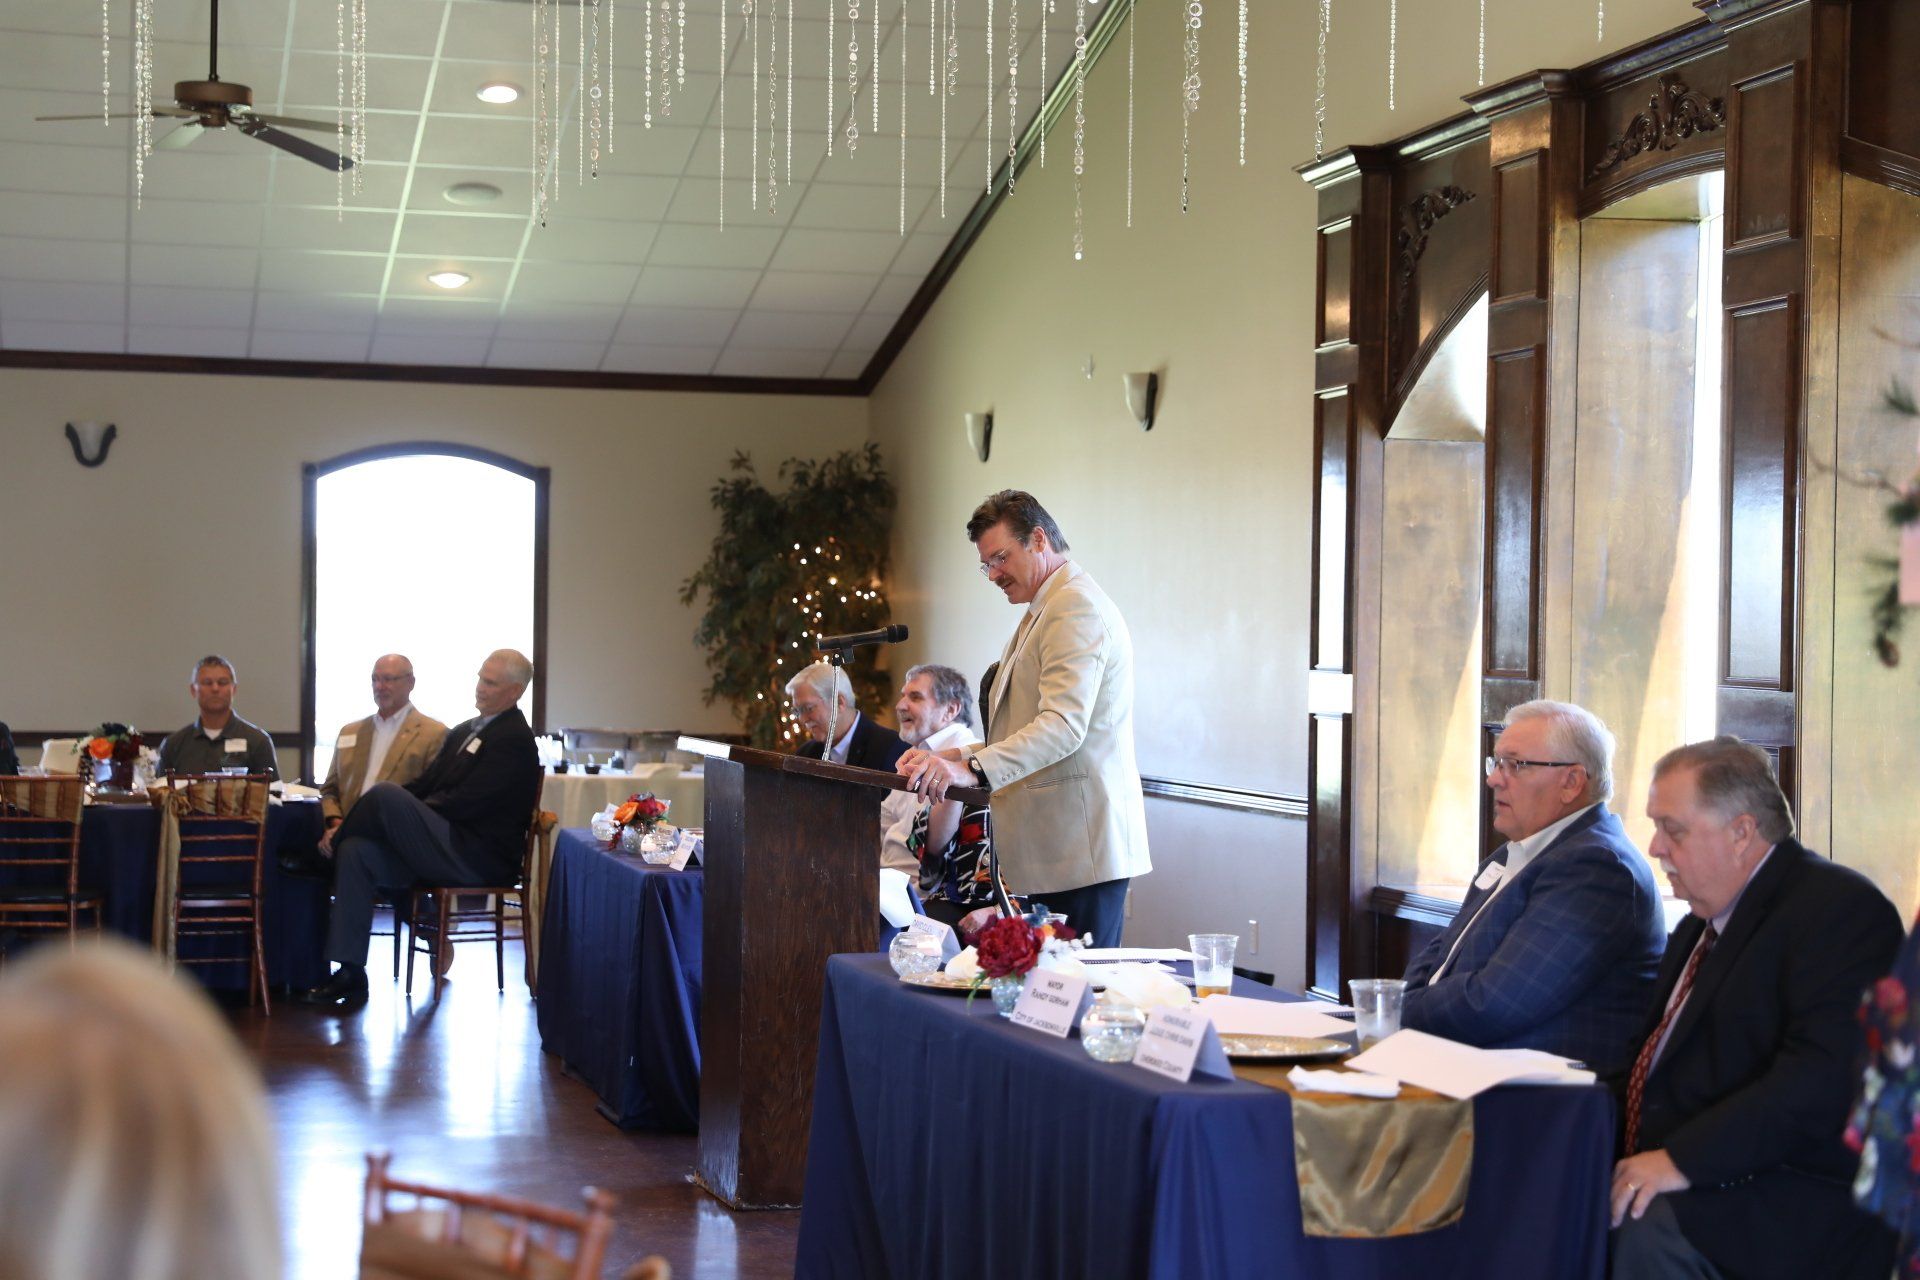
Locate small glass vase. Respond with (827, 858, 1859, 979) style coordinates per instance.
(990, 973, 1025, 1017)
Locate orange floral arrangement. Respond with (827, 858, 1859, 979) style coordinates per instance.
(606, 792, 670, 849)
(79, 722, 142, 765)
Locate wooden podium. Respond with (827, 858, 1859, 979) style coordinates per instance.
(689, 743, 987, 1208)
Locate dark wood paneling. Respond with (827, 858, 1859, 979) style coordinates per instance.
(1728, 66, 1803, 251)
(1306, 713, 1357, 1001)
(1492, 152, 1547, 303)
(1721, 296, 1799, 689)
(1389, 134, 1492, 406)
(1318, 220, 1355, 348)
(1311, 391, 1354, 672)
(1845, 0, 1920, 163)
(1485, 347, 1545, 677)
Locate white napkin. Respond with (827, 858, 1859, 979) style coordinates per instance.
(1287, 1067, 1400, 1098)
(278, 782, 323, 799)
(944, 946, 982, 981)
(877, 868, 916, 928)
(1097, 962, 1192, 1010)
(1034, 948, 1090, 981)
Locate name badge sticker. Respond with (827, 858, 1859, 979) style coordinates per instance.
(224, 739, 248, 754)
(1473, 861, 1506, 892)
(464, 737, 483, 755)
(1009, 971, 1092, 1038)
(906, 914, 961, 962)
(336, 733, 358, 750)
(1133, 1006, 1234, 1083)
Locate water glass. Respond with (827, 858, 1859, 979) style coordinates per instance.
(1080, 993, 1148, 1063)
(1349, 978, 1407, 1048)
(1187, 933, 1239, 999)
(888, 930, 944, 977)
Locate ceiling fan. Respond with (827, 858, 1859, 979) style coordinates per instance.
(34, 0, 352, 172)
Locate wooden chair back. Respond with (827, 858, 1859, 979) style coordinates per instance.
(359, 1152, 638, 1280)
(0, 775, 86, 891)
(168, 773, 271, 891)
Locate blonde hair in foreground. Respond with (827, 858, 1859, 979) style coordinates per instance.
(0, 939, 281, 1280)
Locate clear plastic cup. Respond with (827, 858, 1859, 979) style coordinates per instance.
(1349, 978, 1408, 1048)
(1188, 933, 1239, 999)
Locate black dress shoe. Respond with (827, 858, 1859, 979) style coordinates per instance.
(277, 847, 333, 881)
(295, 968, 369, 1009)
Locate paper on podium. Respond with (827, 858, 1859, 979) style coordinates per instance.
(1198, 993, 1357, 1040)
(1076, 947, 1197, 963)
(1345, 1029, 1595, 1099)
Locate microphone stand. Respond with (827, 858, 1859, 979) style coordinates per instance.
(820, 649, 849, 765)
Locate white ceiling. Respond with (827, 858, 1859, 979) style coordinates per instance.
(0, 0, 1084, 382)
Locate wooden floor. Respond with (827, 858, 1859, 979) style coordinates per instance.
(226, 920, 800, 1280)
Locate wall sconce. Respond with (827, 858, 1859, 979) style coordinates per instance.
(65, 421, 118, 467)
(965, 411, 994, 463)
(1122, 372, 1159, 432)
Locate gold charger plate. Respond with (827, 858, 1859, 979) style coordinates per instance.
(1217, 1034, 1350, 1061)
(898, 971, 984, 995)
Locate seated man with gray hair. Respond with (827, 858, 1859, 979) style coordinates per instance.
(785, 661, 908, 773)
(879, 664, 977, 881)
(1400, 699, 1664, 1075)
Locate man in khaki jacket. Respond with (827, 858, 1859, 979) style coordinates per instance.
(318, 654, 447, 855)
(898, 491, 1151, 947)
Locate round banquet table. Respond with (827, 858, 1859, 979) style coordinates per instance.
(540, 764, 706, 830)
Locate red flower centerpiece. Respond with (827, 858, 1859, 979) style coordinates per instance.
(79, 723, 142, 791)
(971, 915, 1052, 1015)
(606, 792, 672, 856)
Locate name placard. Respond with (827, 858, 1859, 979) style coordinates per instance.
(906, 914, 961, 962)
(667, 830, 702, 871)
(1009, 971, 1092, 1038)
(1132, 1006, 1234, 1083)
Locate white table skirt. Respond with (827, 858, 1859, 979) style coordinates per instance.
(541, 764, 706, 831)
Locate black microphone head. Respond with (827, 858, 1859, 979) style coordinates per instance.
(886, 624, 909, 643)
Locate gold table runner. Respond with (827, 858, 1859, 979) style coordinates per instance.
(1237, 1064, 1474, 1238)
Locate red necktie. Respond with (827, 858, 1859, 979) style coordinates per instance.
(1624, 924, 1718, 1155)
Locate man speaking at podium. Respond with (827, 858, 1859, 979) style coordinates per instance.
(899, 490, 1150, 947)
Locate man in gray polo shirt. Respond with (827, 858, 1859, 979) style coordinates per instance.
(156, 655, 279, 779)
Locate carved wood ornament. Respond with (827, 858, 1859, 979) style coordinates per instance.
(1394, 186, 1477, 319)
(1588, 73, 1727, 180)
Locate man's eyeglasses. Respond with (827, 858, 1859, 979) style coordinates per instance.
(977, 544, 1023, 577)
(1484, 755, 1580, 778)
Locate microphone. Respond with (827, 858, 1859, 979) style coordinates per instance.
(815, 624, 910, 652)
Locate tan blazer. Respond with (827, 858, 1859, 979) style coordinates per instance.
(973, 561, 1151, 893)
(319, 707, 448, 824)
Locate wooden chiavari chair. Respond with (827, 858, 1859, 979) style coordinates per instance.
(158, 773, 272, 1010)
(0, 774, 99, 946)
(404, 776, 547, 998)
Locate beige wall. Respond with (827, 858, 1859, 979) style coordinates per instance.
(0, 367, 867, 762)
(867, 0, 1699, 979)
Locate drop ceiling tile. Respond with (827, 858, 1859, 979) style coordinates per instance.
(841, 311, 898, 350)
(271, 160, 411, 211)
(127, 325, 252, 358)
(865, 274, 920, 314)
(278, 53, 435, 115)
(368, 334, 492, 365)
(0, 280, 124, 324)
(0, 320, 124, 352)
(886, 231, 948, 277)
(600, 344, 720, 375)
(681, 127, 831, 181)
(711, 346, 830, 377)
(729, 309, 854, 350)
(823, 349, 869, 380)
(150, 2, 290, 48)
(129, 244, 262, 290)
(132, 198, 266, 247)
(749, 270, 877, 312)
(557, 173, 677, 223)
(261, 207, 399, 254)
(414, 114, 530, 170)
(613, 306, 739, 347)
(375, 293, 503, 327)
(508, 261, 642, 305)
(1, 107, 123, 152)
(664, 177, 793, 228)
(248, 330, 374, 362)
(136, 149, 275, 204)
(253, 291, 380, 333)
(129, 286, 256, 328)
(0, 237, 125, 285)
(485, 339, 609, 370)
(493, 305, 623, 343)
(424, 73, 533, 120)
(518, 218, 659, 266)
(257, 250, 390, 292)
(591, 125, 704, 178)
(436, 5, 542, 62)
(0, 192, 126, 241)
(647, 221, 782, 268)
(405, 166, 530, 213)
(628, 265, 762, 309)
(394, 212, 530, 259)
(0, 142, 128, 197)
(770, 227, 899, 274)
(288, 2, 450, 58)
(0, 32, 110, 94)
(791, 181, 936, 232)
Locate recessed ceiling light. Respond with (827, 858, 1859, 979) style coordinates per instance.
(427, 271, 472, 290)
(444, 181, 503, 206)
(476, 81, 521, 105)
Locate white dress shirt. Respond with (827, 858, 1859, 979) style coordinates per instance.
(1430, 802, 1602, 983)
(361, 703, 413, 789)
(825, 710, 862, 765)
(879, 719, 975, 876)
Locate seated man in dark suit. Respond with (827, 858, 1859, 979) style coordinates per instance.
(0, 723, 17, 778)
(785, 660, 907, 773)
(298, 649, 541, 1010)
(1401, 700, 1664, 1075)
(1610, 737, 1901, 1279)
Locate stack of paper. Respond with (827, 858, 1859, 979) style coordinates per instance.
(1345, 1030, 1597, 1099)
(1077, 947, 1197, 963)
(1198, 993, 1357, 1040)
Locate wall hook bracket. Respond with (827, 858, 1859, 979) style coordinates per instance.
(65, 422, 117, 467)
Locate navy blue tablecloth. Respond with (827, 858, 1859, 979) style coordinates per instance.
(1, 800, 329, 990)
(536, 827, 705, 1131)
(796, 953, 1613, 1280)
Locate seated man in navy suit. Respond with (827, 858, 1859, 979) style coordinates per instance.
(1400, 700, 1664, 1075)
(298, 648, 541, 1010)
(786, 661, 908, 773)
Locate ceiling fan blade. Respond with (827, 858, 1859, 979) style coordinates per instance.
(237, 118, 352, 171)
(243, 111, 340, 133)
(154, 121, 210, 150)
(34, 108, 194, 122)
